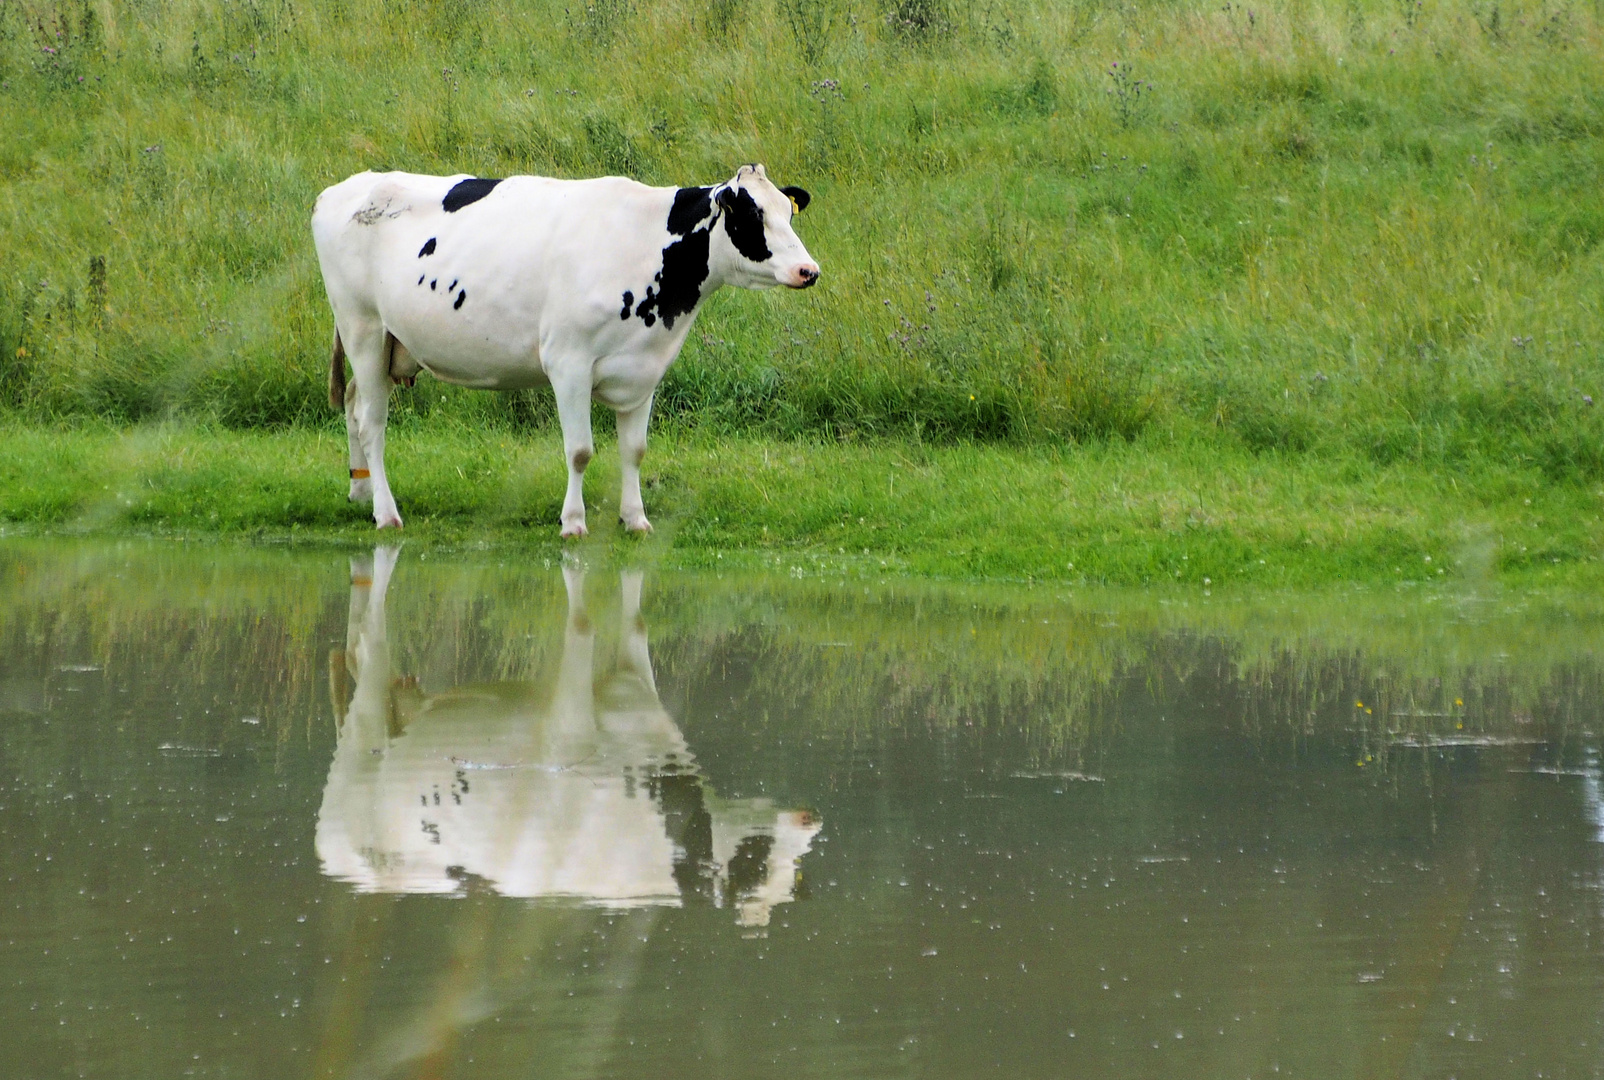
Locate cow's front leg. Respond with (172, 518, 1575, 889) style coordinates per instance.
(617, 570, 657, 694)
(547, 561, 596, 745)
(550, 366, 594, 538)
(616, 394, 654, 534)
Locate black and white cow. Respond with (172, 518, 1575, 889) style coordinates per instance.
(311, 164, 819, 534)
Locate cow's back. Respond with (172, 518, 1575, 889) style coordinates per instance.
(312, 171, 681, 386)
(312, 171, 666, 295)
(311, 171, 466, 313)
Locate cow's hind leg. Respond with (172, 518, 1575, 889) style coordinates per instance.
(345, 322, 403, 529)
(345, 331, 414, 501)
(616, 394, 654, 534)
(344, 378, 372, 502)
(331, 328, 372, 502)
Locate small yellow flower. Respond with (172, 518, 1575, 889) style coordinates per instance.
(969, 394, 976, 400)
(1454, 697, 1463, 706)
(1355, 701, 1364, 708)
(14, 347, 26, 358)
(1365, 707, 1372, 714)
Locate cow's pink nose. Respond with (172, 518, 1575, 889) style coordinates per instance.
(793, 264, 820, 288)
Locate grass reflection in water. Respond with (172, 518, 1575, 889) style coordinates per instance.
(2, 541, 1604, 1078)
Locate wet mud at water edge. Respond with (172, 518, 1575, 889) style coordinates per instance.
(4, 542, 1604, 1079)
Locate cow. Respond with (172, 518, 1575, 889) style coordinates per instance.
(311, 164, 819, 534)
(319, 548, 821, 925)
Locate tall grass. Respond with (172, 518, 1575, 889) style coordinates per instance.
(1, 0, 1602, 471)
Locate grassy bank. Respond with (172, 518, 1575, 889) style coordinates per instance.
(2, 0, 1603, 472)
(3, 420, 1601, 587)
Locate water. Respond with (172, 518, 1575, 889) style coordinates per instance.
(4, 540, 1604, 1079)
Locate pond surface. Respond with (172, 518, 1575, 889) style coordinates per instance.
(3, 540, 1604, 1079)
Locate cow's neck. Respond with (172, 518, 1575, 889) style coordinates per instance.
(704, 225, 762, 293)
(703, 230, 740, 293)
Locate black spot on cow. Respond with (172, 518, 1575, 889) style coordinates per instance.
(648, 771, 716, 904)
(442, 177, 503, 213)
(620, 290, 634, 320)
(418, 237, 437, 258)
(726, 833, 777, 901)
(628, 183, 762, 331)
(418, 274, 425, 285)
(633, 224, 711, 330)
(448, 279, 458, 292)
(454, 289, 466, 310)
(667, 186, 713, 235)
(430, 280, 437, 290)
(718, 187, 771, 262)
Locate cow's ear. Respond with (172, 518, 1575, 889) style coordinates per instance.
(716, 186, 738, 212)
(781, 186, 811, 214)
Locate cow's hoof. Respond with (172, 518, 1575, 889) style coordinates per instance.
(560, 522, 588, 539)
(620, 516, 654, 535)
(375, 514, 403, 530)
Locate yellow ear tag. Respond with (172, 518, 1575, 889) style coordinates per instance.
(789, 195, 801, 215)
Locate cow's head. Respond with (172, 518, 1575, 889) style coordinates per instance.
(712, 164, 819, 290)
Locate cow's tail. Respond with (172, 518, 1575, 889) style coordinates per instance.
(328, 327, 347, 410)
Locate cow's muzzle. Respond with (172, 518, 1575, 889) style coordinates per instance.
(788, 264, 820, 289)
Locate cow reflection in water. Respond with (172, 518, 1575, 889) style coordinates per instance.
(317, 548, 819, 926)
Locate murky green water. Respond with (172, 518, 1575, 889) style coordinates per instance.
(4, 541, 1604, 1079)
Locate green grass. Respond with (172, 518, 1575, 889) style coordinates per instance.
(4, 419, 1602, 588)
(2, 0, 1602, 582)
(1, 0, 1602, 466)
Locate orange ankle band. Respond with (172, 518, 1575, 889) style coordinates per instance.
(350, 468, 371, 479)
